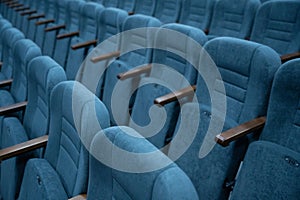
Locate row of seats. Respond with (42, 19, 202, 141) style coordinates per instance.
(0, 0, 299, 199)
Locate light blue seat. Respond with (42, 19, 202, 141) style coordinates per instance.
(15, 0, 35, 31)
(133, 0, 156, 16)
(18, 81, 110, 199)
(0, 19, 12, 69)
(207, 0, 260, 40)
(0, 56, 66, 200)
(129, 23, 207, 148)
(53, 0, 85, 67)
(154, 0, 181, 24)
(118, 0, 135, 12)
(87, 126, 199, 200)
(103, 0, 119, 8)
(179, 0, 216, 31)
(100, 14, 162, 125)
(231, 58, 300, 199)
(163, 37, 281, 198)
(65, 2, 104, 80)
(250, 0, 300, 61)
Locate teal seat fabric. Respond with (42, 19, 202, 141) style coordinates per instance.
(133, 0, 156, 16)
(101, 14, 162, 125)
(207, 0, 260, 40)
(231, 58, 300, 199)
(0, 27, 24, 81)
(53, 0, 85, 67)
(154, 0, 181, 24)
(87, 126, 199, 200)
(18, 81, 110, 199)
(0, 19, 13, 80)
(250, 0, 300, 56)
(65, 2, 104, 80)
(168, 37, 281, 199)
(118, 0, 135, 12)
(179, 0, 216, 30)
(0, 56, 66, 200)
(129, 23, 207, 148)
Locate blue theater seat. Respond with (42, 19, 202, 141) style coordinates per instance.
(154, 0, 181, 24)
(0, 19, 12, 68)
(133, 0, 156, 16)
(0, 56, 66, 200)
(118, 0, 135, 13)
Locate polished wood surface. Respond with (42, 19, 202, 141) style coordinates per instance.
(57, 31, 80, 40)
(281, 52, 300, 63)
(45, 24, 66, 32)
(71, 39, 98, 50)
(90, 51, 120, 63)
(28, 14, 45, 20)
(0, 101, 28, 116)
(36, 19, 55, 26)
(117, 64, 152, 80)
(69, 194, 87, 200)
(0, 79, 13, 87)
(20, 10, 37, 16)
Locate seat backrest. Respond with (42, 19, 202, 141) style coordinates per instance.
(103, 0, 119, 8)
(65, 0, 85, 32)
(134, 0, 156, 16)
(154, 0, 182, 24)
(209, 0, 260, 39)
(179, 0, 216, 30)
(44, 0, 57, 19)
(250, 0, 300, 55)
(54, 0, 70, 24)
(118, 0, 135, 12)
(23, 56, 66, 140)
(259, 59, 300, 152)
(1, 28, 25, 80)
(78, 2, 104, 41)
(88, 126, 199, 200)
(10, 39, 41, 103)
(0, 19, 12, 62)
(44, 81, 110, 197)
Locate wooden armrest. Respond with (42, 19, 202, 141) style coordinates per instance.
(15, 6, 30, 11)
(71, 39, 97, 50)
(215, 116, 266, 147)
(69, 194, 87, 200)
(0, 61, 2, 70)
(10, 3, 22, 8)
(0, 79, 13, 87)
(56, 31, 79, 40)
(0, 135, 48, 162)
(204, 29, 209, 35)
(117, 64, 152, 80)
(44, 24, 65, 32)
(280, 52, 300, 63)
(0, 101, 27, 116)
(20, 10, 37, 16)
(154, 85, 197, 107)
(6, 0, 17, 5)
(27, 14, 45, 20)
(128, 11, 134, 15)
(90, 51, 120, 63)
(35, 19, 55, 26)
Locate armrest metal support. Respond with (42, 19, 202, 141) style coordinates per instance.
(154, 85, 197, 107)
(117, 64, 152, 80)
(71, 39, 98, 50)
(56, 31, 79, 40)
(90, 51, 120, 63)
(0, 135, 48, 162)
(0, 101, 28, 116)
(215, 116, 266, 147)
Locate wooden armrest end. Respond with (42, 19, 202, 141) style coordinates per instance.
(0, 79, 13, 87)
(56, 31, 79, 40)
(44, 24, 66, 32)
(117, 64, 152, 80)
(35, 19, 55, 26)
(215, 116, 266, 147)
(71, 39, 98, 50)
(90, 51, 120, 63)
(27, 14, 45, 20)
(69, 194, 87, 200)
(281, 52, 300, 63)
(0, 135, 48, 162)
(20, 10, 37, 16)
(154, 85, 197, 107)
(15, 6, 30, 11)
(0, 101, 28, 116)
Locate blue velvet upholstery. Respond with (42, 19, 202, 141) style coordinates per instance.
(101, 14, 162, 125)
(134, 0, 156, 16)
(0, 28, 24, 81)
(118, 0, 135, 12)
(53, 0, 85, 67)
(65, 2, 104, 80)
(1, 56, 66, 200)
(250, 0, 300, 56)
(154, 0, 182, 24)
(20, 1, 41, 34)
(87, 126, 199, 200)
(103, 0, 119, 8)
(179, 0, 216, 30)
(130, 23, 207, 148)
(18, 81, 110, 199)
(208, 0, 260, 40)
(0, 19, 12, 79)
(77, 7, 128, 97)
(168, 37, 281, 199)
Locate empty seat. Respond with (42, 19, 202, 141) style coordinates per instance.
(103, 0, 119, 8)
(207, 0, 260, 40)
(155, 37, 281, 198)
(0, 19, 12, 67)
(118, 0, 135, 13)
(0, 56, 66, 200)
(229, 58, 300, 199)
(179, 0, 216, 31)
(250, 0, 300, 62)
(16, 81, 110, 199)
(133, 0, 156, 16)
(86, 126, 199, 199)
(154, 0, 181, 24)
